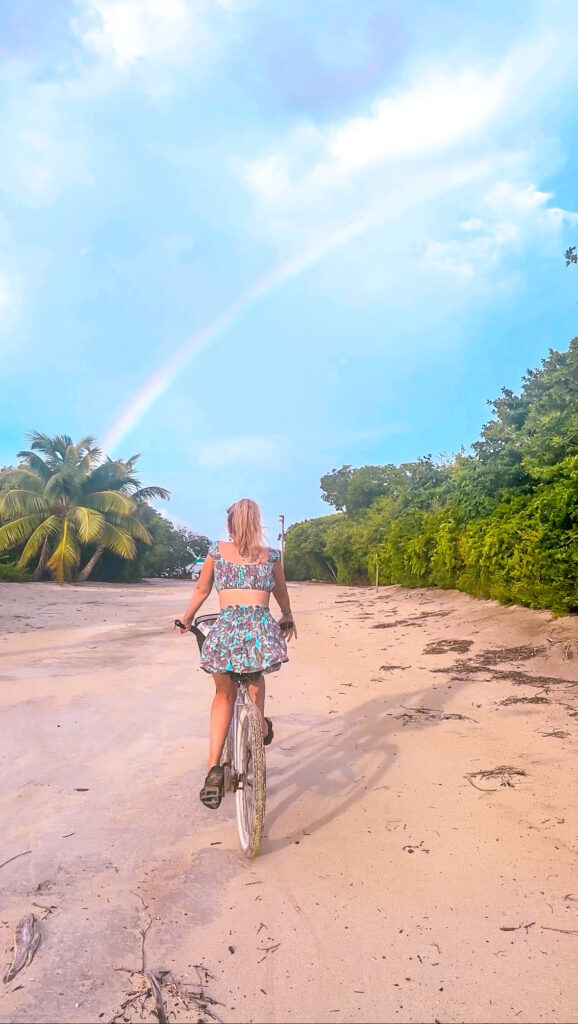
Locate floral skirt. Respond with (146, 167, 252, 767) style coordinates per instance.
(200, 606, 288, 676)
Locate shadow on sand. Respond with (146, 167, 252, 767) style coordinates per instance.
(262, 672, 471, 854)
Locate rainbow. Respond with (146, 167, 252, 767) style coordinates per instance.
(102, 157, 489, 453)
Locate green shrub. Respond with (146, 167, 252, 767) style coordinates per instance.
(0, 561, 31, 582)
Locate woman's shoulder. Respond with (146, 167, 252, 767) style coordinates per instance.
(268, 547, 281, 563)
(207, 540, 220, 558)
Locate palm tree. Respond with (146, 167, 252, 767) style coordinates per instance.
(76, 454, 170, 581)
(0, 433, 161, 583)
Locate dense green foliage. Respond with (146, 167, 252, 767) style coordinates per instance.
(0, 556, 31, 581)
(0, 433, 208, 582)
(93, 507, 210, 581)
(286, 339, 578, 614)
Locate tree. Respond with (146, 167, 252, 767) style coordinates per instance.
(76, 454, 170, 581)
(284, 516, 339, 581)
(321, 464, 407, 514)
(126, 507, 210, 579)
(0, 433, 153, 582)
(290, 334, 578, 612)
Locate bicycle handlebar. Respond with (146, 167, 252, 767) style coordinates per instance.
(174, 618, 194, 632)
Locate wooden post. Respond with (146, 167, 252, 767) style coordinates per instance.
(375, 552, 379, 592)
(279, 514, 285, 568)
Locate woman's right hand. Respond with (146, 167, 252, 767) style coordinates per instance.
(278, 614, 297, 641)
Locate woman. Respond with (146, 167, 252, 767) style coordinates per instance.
(178, 498, 296, 809)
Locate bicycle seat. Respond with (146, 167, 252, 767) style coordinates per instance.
(192, 614, 219, 653)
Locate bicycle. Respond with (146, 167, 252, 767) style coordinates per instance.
(175, 614, 266, 858)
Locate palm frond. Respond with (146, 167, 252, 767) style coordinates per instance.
(132, 485, 171, 502)
(116, 515, 152, 544)
(76, 452, 97, 478)
(0, 468, 44, 492)
(64, 443, 80, 469)
(70, 506, 105, 544)
(45, 470, 78, 500)
(0, 515, 45, 551)
(46, 520, 81, 582)
(14, 452, 52, 480)
(76, 435, 99, 454)
(98, 522, 137, 560)
(86, 491, 135, 515)
(19, 516, 61, 566)
(0, 490, 50, 517)
(86, 461, 135, 492)
(28, 432, 73, 463)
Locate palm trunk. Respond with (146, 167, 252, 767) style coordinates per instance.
(323, 558, 338, 581)
(33, 539, 51, 581)
(77, 545, 105, 582)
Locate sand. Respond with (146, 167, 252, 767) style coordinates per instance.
(0, 579, 577, 1024)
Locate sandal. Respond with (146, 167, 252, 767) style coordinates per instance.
(200, 765, 225, 809)
(264, 717, 274, 746)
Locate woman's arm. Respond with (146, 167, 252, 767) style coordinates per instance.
(178, 556, 215, 630)
(272, 559, 297, 640)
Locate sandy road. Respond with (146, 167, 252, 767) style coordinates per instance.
(1, 579, 577, 1024)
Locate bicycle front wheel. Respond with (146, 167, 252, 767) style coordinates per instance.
(235, 703, 266, 858)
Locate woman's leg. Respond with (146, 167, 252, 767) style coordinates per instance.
(248, 674, 267, 737)
(208, 673, 237, 771)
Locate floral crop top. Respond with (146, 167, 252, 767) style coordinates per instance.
(208, 542, 280, 592)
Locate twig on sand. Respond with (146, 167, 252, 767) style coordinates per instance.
(109, 897, 223, 1023)
(258, 942, 281, 963)
(31, 902, 57, 921)
(140, 917, 152, 973)
(465, 766, 528, 792)
(499, 922, 535, 933)
(109, 991, 144, 1023)
(397, 706, 476, 726)
(129, 889, 149, 911)
(0, 850, 32, 872)
(541, 926, 578, 936)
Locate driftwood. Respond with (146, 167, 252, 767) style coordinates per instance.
(3, 914, 41, 984)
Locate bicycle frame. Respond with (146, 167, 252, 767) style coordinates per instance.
(226, 681, 252, 792)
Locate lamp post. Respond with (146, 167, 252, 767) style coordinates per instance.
(279, 514, 285, 567)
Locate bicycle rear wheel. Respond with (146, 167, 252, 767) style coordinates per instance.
(235, 703, 266, 858)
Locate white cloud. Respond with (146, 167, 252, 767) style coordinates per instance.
(0, 277, 15, 320)
(214, 0, 257, 10)
(326, 68, 508, 175)
(197, 436, 279, 469)
(460, 217, 485, 232)
(74, 0, 255, 69)
(244, 155, 291, 201)
(424, 241, 478, 279)
(242, 60, 514, 206)
(424, 181, 578, 280)
(76, 0, 204, 67)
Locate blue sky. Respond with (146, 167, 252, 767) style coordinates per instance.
(1, 0, 577, 543)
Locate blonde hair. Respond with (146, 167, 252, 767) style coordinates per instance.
(227, 498, 264, 561)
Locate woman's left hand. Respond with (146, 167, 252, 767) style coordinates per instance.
(278, 614, 297, 641)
